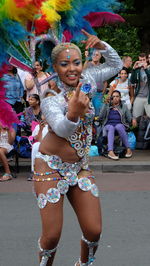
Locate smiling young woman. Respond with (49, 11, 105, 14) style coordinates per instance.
(33, 30, 123, 266)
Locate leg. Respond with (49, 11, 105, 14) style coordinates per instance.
(115, 124, 129, 148)
(67, 171, 102, 265)
(0, 148, 11, 174)
(104, 125, 115, 151)
(34, 158, 64, 266)
(115, 124, 132, 157)
(133, 97, 145, 118)
(144, 98, 150, 117)
(104, 125, 118, 159)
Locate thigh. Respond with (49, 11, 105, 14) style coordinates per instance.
(115, 123, 125, 132)
(133, 97, 145, 118)
(67, 171, 102, 236)
(144, 100, 150, 117)
(34, 158, 64, 235)
(0, 147, 8, 155)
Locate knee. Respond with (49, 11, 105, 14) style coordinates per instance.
(84, 224, 102, 242)
(115, 124, 125, 132)
(41, 229, 61, 249)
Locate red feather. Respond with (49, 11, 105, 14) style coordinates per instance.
(14, 0, 43, 8)
(84, 12, 125, 27)
(34, 16, 50, 35)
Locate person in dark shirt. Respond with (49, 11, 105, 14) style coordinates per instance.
(99, 90, 136, 160)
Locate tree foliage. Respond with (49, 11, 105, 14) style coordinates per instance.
(95, 23, 141, 61)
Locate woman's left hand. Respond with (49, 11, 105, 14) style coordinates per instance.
(81, 29, 106, 50)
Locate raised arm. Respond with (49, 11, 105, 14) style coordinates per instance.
(82, 29, 123, 85)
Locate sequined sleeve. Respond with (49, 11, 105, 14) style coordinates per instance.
(83, 41, 123, 85)
(41, 95, 80, 138)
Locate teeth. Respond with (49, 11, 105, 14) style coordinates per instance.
(68, 75, 76, 77)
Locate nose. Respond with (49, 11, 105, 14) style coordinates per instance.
(68, 63, 75, 71)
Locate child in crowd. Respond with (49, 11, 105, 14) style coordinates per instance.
(0, 124, 16, 181)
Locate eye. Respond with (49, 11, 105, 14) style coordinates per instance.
(74, 60, 81, 66)
(60, 62, 68, 67)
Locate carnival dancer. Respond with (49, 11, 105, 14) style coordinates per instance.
(33, 29, 123, 266)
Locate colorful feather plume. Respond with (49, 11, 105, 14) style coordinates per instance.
(0, 0, 124, 67)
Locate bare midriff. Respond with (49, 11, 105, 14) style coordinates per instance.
(39, 131, 80, 163)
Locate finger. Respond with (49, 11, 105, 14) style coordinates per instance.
(85, 37, 99, 49)
(75, 82, 82, 98)
(81, 29, 91, 38)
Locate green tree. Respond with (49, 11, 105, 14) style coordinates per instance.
(95, 23, 141, 61)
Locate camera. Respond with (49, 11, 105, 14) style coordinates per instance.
(138, 62, 144, 68)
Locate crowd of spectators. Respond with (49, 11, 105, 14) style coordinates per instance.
(0, 51, 150, 180)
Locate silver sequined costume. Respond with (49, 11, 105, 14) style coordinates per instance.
(35, 41, 123, 208)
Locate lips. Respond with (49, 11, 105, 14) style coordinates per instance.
(67, 74, 77, 80)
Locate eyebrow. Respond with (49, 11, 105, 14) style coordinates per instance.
(59, 58, 81, 63)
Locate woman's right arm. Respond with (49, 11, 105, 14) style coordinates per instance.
(41, 96, 80, 138)
(25, 74, 35, 90)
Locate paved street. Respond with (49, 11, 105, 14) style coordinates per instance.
(0, 171, 150, 266)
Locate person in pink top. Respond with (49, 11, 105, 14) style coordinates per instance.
(25, 61, 51, 100)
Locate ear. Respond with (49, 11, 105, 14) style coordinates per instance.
(53, 64, 57, 72)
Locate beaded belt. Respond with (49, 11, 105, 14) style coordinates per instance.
(34, 152, 99, 208)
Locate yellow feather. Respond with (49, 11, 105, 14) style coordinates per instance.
(41, 0, 72, 25)
(1, 0, 38, 24)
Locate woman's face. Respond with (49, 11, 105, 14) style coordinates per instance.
(120, 70, 128, 81)
(28, 96, 39, 107)
(34, 61, 42, 73)
(53, 49, 82, 87)
(112, 92, 121, 105)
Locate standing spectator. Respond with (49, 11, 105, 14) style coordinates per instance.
(147, 53, 150, 68)
(130, 53, 150, 118)
(28, 115, 48, 181)
(25, 61, 51, 100)
(122, 56, 133, 73)
(3, 65, 24, 113)
(109, 69, 134, 110)
(17, 68, 29, 106)
(0, 124, 16, 181)
(83, 49, 107, 115)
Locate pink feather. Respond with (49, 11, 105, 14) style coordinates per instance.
(84, 12, 125, 27)
(63, 30, 73, 42)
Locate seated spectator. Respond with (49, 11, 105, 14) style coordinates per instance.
(28, 115, 48, 181)
(25, 61, 51, 100)
(0, 124, 16, 181)
(3, 65, 24, 113)
(24, 94, 42, 135)
(108, 69, 134, 110)
(99, 90, 136, 160)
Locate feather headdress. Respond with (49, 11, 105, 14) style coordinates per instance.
(0, 0, 124, 127)
(0, 0, 124, 68)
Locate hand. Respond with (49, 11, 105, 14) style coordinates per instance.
(133, 61, 146, 69)
(132, 119, 137, 128)
(143, 62, 148, 69)
(39, 120, 45, 130)
(81, 29, 106, 50)
(67, 83, 89, 122)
